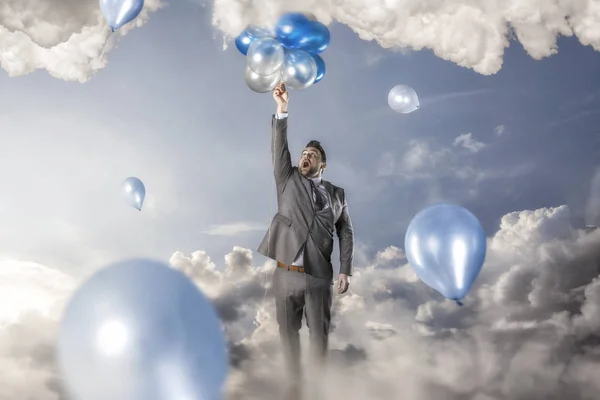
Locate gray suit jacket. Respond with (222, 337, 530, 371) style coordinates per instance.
(257, 115, 354, 280)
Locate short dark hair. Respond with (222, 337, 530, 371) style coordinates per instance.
(305, 140, 326, 162)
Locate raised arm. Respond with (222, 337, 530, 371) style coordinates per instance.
(336, 189, 354, 276)
(272, 83, 293, 185)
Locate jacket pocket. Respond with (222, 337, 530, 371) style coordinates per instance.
(273, 213, 292, 227)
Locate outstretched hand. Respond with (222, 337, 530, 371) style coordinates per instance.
(273, 82, 288, 113)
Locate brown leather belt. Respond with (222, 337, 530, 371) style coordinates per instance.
(277, 261, 305, 273)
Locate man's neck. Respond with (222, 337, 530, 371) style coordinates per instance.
(305, 173, 322, 182)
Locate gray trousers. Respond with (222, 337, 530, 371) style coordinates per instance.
(272, 266, 333, 385)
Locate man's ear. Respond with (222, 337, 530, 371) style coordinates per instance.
(321, 161, 327, 172)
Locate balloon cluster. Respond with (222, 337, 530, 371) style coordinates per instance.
(100, 0, 144, 32)
(235, 12, 330, 93)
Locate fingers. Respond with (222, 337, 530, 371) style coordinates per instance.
(337, 279, 349, 294)
(274, 82, 286, 94)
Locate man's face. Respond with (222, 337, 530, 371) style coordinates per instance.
(298, 146, 325, 177)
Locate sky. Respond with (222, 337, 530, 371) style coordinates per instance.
(1, 0, 600, 399)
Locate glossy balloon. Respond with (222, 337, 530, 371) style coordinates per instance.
(244, 66, 280, 93)
(121, 177, 145, 211)
(246, 37, 285, 76)
(312, 54, 326, 84)
(405, 203, 487, 303)
(281, 49, 317, 90)
(234, 26, 273, 56)
(246, 26, 275, 38)
(99, 0, 144, 31)
(275, 12, 330, 54)
(388, 84, 420, 114)
(57, 259, 229, 400)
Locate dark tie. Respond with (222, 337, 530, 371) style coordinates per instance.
(310, 180, 326, 211)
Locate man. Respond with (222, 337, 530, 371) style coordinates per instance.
(257, 82, 354, 399)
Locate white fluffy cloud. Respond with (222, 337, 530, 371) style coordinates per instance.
(0, 260, 75, 400)
(0, 0, 162, 82)
(212, 0, 600, 75)
(2, 205, 600, 399)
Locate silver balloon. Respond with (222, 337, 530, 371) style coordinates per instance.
(244, 66, 280, 93)
(246, 38, 285, 76)
(281, 49, 317, 90)
(388, 84, 420, 114)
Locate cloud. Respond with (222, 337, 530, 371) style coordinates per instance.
(0, 260, 75, 326)
(200, 222, 267, 236)
(212, 0, 600, 75)
(0, 0, 162, 82)
(454, 133, 486, 153)
(375, 136, 531, 207)
(376, 139, 485, 181)
(0, 260, 75, 400)
(4, 205, 600, 399)
(493, 124, 506, 136)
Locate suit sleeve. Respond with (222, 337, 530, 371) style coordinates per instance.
(271, 115, 293, 186)
(335, 189, 354, 276)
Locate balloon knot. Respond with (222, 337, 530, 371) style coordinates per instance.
(456, 300, 463, 306)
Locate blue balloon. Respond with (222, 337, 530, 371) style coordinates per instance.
(234, 26, 273, 55)
(275, 12, 331, 54)
(57, 259, 229, 400)
(235, 32, 254, 56)
(312, 54, 326, 83)
(99, 0, 144, 31)
(121, 177, 145, 211)
(405, 203, 487, 304)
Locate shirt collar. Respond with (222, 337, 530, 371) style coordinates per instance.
(310, 176, 322, 186)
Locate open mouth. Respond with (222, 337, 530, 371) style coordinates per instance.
(302, 160, 310, 168)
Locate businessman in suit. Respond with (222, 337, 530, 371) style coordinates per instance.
(257, 82, 354, 399)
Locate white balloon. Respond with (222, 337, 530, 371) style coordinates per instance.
(246, 38, 285, 76)
(388, 84, 420, 114)
(244, 66, 280, 93)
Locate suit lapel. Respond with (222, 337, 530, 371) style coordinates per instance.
(322, 180, 335, 212)
(300, 173, 315, 212)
